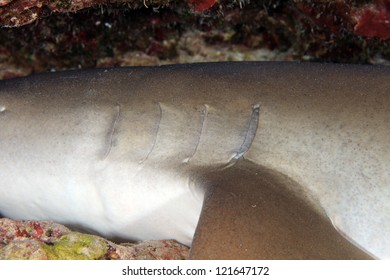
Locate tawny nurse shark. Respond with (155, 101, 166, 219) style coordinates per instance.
(0, 62, 389, 259)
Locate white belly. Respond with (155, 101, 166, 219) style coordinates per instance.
(0, 158, 204, 245)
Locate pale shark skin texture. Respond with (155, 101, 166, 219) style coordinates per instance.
(0, 62, 389, 259)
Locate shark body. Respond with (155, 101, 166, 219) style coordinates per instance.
(0, 62, 389, 259)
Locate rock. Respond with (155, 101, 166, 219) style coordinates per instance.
(0, 218, 189, 260)
(0, 0, 388, 77)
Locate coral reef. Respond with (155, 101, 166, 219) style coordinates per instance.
(0, 0, 388, 80)
(1, 1, 389, 40)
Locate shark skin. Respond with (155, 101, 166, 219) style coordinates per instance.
(0, 62, 389, 259)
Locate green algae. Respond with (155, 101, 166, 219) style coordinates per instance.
(42, 232, 108, 260)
